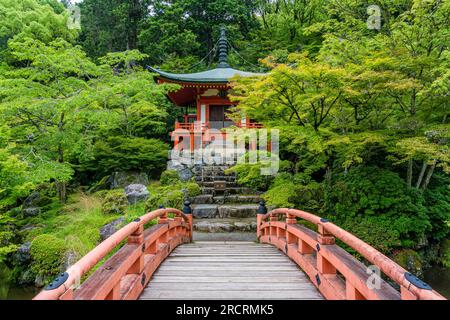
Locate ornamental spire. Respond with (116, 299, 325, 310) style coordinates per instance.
(217, 26, 230, 68)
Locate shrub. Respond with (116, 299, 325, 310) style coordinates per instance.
(226, 163, 275, 191)
(145, 182, 201, 212)
(146, 187, 184, 211)
(182, 182, 201, 198)
(101, 190, 128, 215)
(327, 166, 431, 253)
(160, 170, 181, 186)
(88, 136, 169, 179)
(30, 235, 66, 278)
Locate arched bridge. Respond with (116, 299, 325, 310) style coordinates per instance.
(33, 202, 445, 300)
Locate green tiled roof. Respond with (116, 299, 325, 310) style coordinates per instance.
(147, 66, 265, 84)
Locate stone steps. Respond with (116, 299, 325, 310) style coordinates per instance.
(193, 218, 257, 233)
(195, 176, 236, 182)
(191, 194, 261, 205)
(192, 204, 260, 219)
(193, 232, 257, 242)
(198, 181, 239, 188)
(189, 164, 262, 240)
(201, 187, 255, 195)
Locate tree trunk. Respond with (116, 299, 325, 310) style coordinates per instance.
(407, 158, 413, 188)
(325, 166, 332, 188)
(421, 160, 437, 191)
(56, 181, 67, 203)
(57, 112, 67, 203)
(415, 162, 427, 189)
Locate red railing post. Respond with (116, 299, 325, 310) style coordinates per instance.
(127, 224, 145, 275)
(317, 221, 337, 275)
(286, 213, 297, 245)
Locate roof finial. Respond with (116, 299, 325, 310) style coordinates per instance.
(217, 26, 230, 68)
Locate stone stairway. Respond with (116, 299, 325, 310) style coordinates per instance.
(191, 165, 262, 241)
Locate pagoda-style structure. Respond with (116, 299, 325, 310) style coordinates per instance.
(148, 27, 265, 152)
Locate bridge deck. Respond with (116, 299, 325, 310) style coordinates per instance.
(139, 241, 323, 300)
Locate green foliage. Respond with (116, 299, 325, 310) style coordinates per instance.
(328, 166, 431, 251)
(160, 170, 181, 186)
(0, 148, 35, 210)
(101, 190, 128, 215)
(30, 234, 66, 278)
(145, 182, 201, 212)
(226, 153, 278, 191)
(182, 183, 201, 198)
(91, 137, 169, 179)
(0, 263, 12, 299)
(145, 186, 184, 212)
(423, 173, 450, 242)
(339, 216, 403, 253)
(0, 0, 78, 52)
(0, 230, 18, 263)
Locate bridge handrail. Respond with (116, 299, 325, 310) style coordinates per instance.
(34, 207, 192, 300)
(258, 208, 446, 300)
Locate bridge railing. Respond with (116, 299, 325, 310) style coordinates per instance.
(257, 206, 446, 300)
(34, 205, 193, 300)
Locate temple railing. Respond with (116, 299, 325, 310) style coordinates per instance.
(237, 122, 264, 129)
(256, 205, 446, 300)
(175, 121, 210, 131)
(174, 121, 264, 132)
(33, 206, 193, 300)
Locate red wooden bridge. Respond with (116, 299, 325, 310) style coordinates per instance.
(33, 202, 445, 300)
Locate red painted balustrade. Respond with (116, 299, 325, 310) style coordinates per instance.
(257, 208, 446, 300)
(33, 208, 192, 300)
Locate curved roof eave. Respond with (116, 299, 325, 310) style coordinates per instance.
(147, 66, 266, 84)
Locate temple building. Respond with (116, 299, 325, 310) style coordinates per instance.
(148, 27, 265, 152)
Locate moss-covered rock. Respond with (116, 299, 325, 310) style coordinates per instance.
(30, 235, 66, 284)
(101, 190, 128, 215)
(393, 249, 423, 277)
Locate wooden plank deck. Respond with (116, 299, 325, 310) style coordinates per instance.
(139, 241, 323, 300)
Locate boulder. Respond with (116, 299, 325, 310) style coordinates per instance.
(15, 242, 31, 264)
(110, 172, 149, 189)
(179, 168, 194, 182)
(22, 192, 43, 217)
(22, 207, 41, 217)
(100, 217, 126, 241)
(167, 160, 185, 172)
(166, 160, 194, 182)
(125, 184, 149, 204)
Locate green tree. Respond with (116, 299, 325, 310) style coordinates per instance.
(79, 0, 151, 57)
(0, 0, 77, 52)
(0, 38, 105, 202)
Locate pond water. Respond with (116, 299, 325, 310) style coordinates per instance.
(424, 266, 450, 299)
(6, 286, 39, 300)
